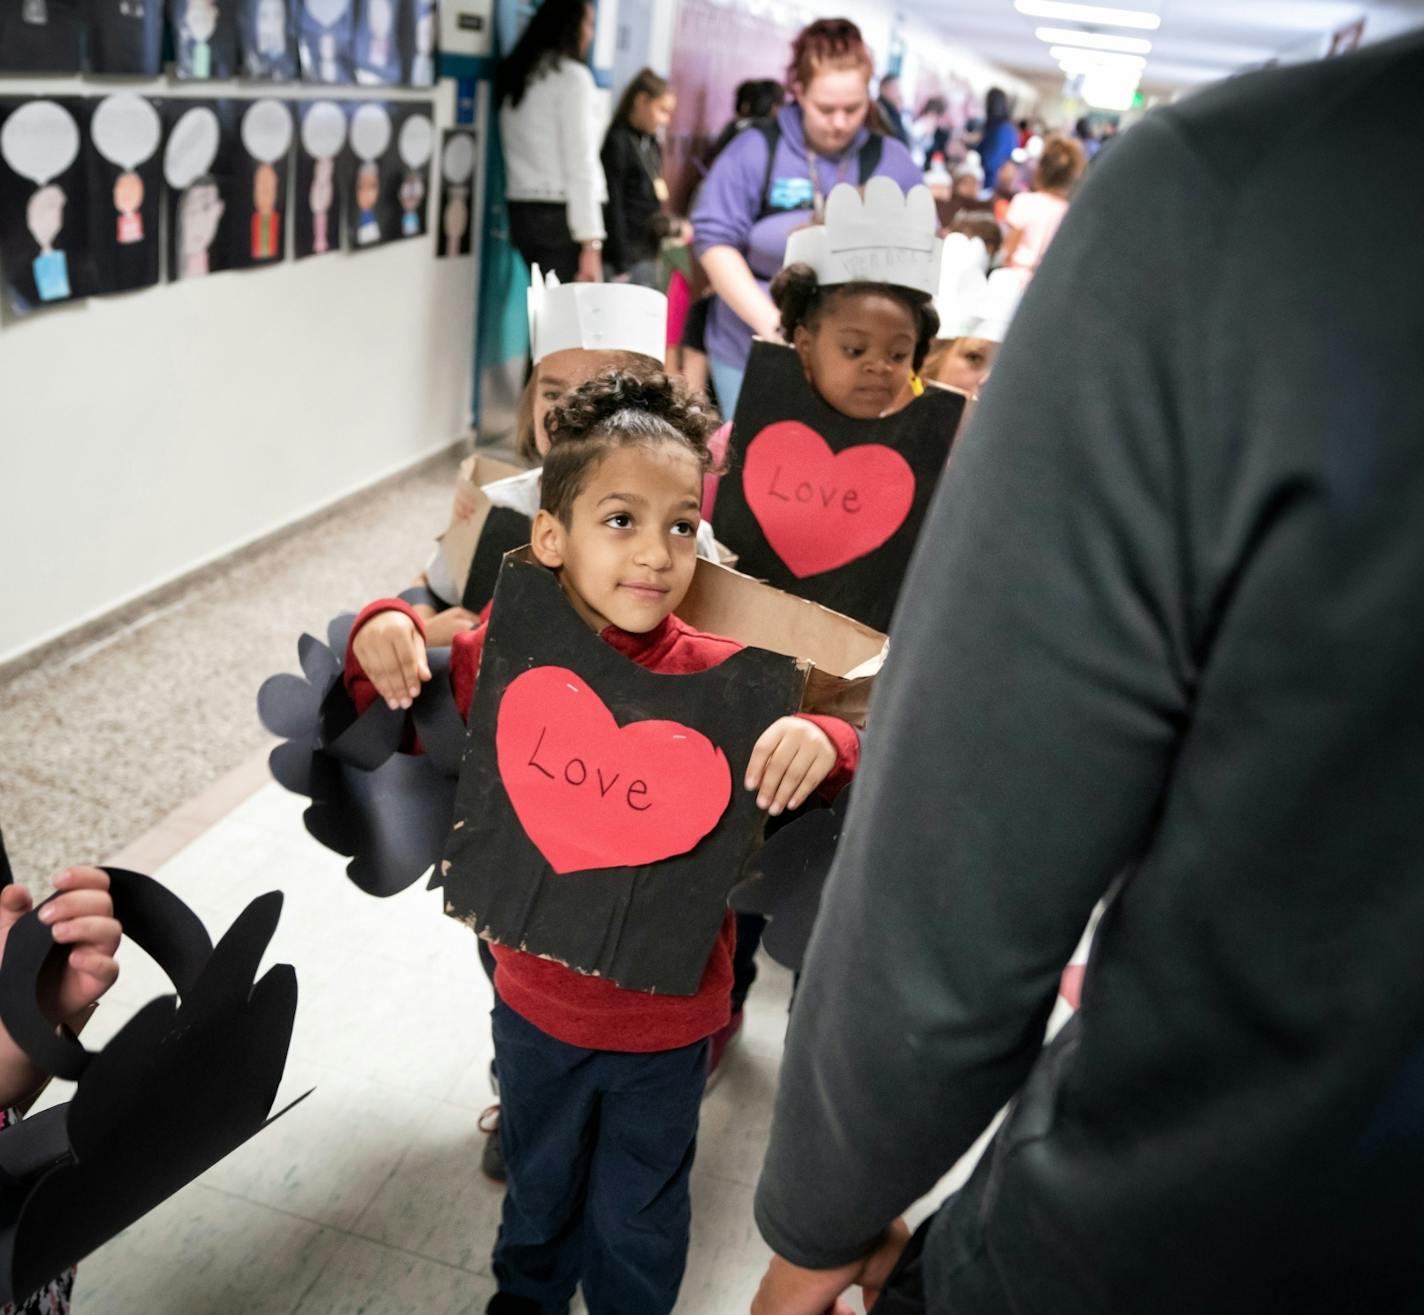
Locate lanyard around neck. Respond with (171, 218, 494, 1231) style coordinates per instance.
(806, 148, 854, 222)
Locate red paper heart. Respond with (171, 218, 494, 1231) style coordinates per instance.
(496, 666, 732, 875)
(741, 421, 917, 579)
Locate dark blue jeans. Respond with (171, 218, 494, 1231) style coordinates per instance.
(489, 995, 709, 1315)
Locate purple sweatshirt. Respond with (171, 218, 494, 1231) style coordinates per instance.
(690, 103, 923, 371)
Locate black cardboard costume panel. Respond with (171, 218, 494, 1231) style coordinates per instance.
(441, 555, 808, 997)
(293, 98, 347, 258)
(239, 0, 300, 79)
(232, 98, 293, 269)
(730, 789, 849, 972)
(0, 0, 81, 72)
(0, 97, 98, 314)
(258, 612, 467, 897)
(460, 506, 530, 612)
(714, 339, 966, 633)
(170, 0, 240, 78)
(0, 867, 302, 1305)
(353, 0, 406, 85)
(163, 98, 239, 283)
(85, 0, 164, 75)
(87, 92, 163, 296)
(435, 127, 476, 258)
(297, 0, 354, 83)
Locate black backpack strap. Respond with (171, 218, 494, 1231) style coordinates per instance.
(858, 132, 884, 180)
(751, 117, 782, 223)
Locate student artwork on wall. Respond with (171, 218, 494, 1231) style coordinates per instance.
(86, 0, 165, 75)
(0, 0, 82, 73)
(713, 339, 967, 633)
(441, 554, 809, 997)
(171, 0, 239, 78)
(354, 0, 405, 84)
(392, 104, 432, 238)
(346, 100, 390, 246)
(406, 0, 437, 86)
(436, 127, 475, 258)
(235, 98, 292, 267)
(0, 98, 97, 313)
(298, 0, 355, 82)
(163, 100, 236, 282)
(88, 93, 163, 295)
(240, 0, 300, 78)
(293, 98, 346, 258)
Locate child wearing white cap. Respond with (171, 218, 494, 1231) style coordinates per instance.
(923, 232, 1025, 402)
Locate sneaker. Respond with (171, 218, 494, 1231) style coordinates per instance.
(479, 1104, 507, 1183)
(704, 1010, 744, 1092)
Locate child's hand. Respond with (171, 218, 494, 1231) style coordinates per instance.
(1, 867, 121, 1025)
(424, 607, 481, 648)
(353, 611, 431, 710)
(745, 717, 836, 817)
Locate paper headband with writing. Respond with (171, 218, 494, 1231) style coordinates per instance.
(526, 263, 668, 365)
(782, 177, 943, 297)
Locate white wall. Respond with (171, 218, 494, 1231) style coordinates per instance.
(0, 78, 477, 665)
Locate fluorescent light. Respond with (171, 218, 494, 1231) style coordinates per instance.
(1050, 46, 1146, 69)
(1014, 1, 1160, 29)
(1080, 68, 1139, 109)
(1036, 25, 1152, 53)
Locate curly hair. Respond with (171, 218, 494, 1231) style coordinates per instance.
(769, 262, 941, 371)
(540, 367, 723, 525)
(1036, 133, 1087, 194)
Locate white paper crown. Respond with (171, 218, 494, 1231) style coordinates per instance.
(782, 176, 942, 297)
(933, 232, 989, 337)
(960, 269, 1025, 345)
(526, 264, 667, 365)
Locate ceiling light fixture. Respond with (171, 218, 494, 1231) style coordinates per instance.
(1036, 25, 1153, 54)
(1014, 1, 1160, 30)
(1050, 45, 1147, 69)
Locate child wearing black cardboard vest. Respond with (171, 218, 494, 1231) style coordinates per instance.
(345, 369, 859, 1315)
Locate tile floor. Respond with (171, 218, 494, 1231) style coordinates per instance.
(41, 778, 980, 1315)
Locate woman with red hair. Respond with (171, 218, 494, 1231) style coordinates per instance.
(690, 18, 922, 418)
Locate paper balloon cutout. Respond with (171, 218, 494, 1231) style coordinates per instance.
(240, 98, 293, 163)
(496, 666, 732, 875)
(300, 98, 346, 158)
(258, 608, 467, 897)
(742, 421, 916, 579)
(0, 100, 79, 185)
(348, 100, 390, 162)
(90, 94, 161, 171)
(397, 113, 433, 169)
(442, 128, 475, 183)
(305, 0, 347, 24)
(164, 105, 221, 188)
(0, 867, 303, 1306)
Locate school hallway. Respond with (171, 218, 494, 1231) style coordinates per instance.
(1, 454, 980, 1315)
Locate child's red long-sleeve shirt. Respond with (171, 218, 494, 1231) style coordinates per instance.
(344, 596, 859, 1053)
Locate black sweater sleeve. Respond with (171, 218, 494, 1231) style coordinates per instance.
(753, 112, 1217, 1268)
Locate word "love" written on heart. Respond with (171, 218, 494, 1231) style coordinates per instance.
(495, 666, 732, 874)
(742, 421, 915, 578)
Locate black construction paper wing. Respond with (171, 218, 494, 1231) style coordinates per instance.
(0, 867, 302, 1305)
(257, 610, 467, 896)
(730, 790, 851, 972)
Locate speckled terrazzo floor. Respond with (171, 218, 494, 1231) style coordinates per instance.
(0, 450, 461, 890)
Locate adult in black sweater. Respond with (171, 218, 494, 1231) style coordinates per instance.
(752, 30, 1424, 1315)
(601, 67, 675, 285)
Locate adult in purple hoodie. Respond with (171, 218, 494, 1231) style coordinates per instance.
(690, 18, 922, 417)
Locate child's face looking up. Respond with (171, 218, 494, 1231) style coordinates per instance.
(930, 336, 998, 397)
(533, 349, 636, 458)
(531, 441, 702, 635)
(793, 291, 917, 420)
